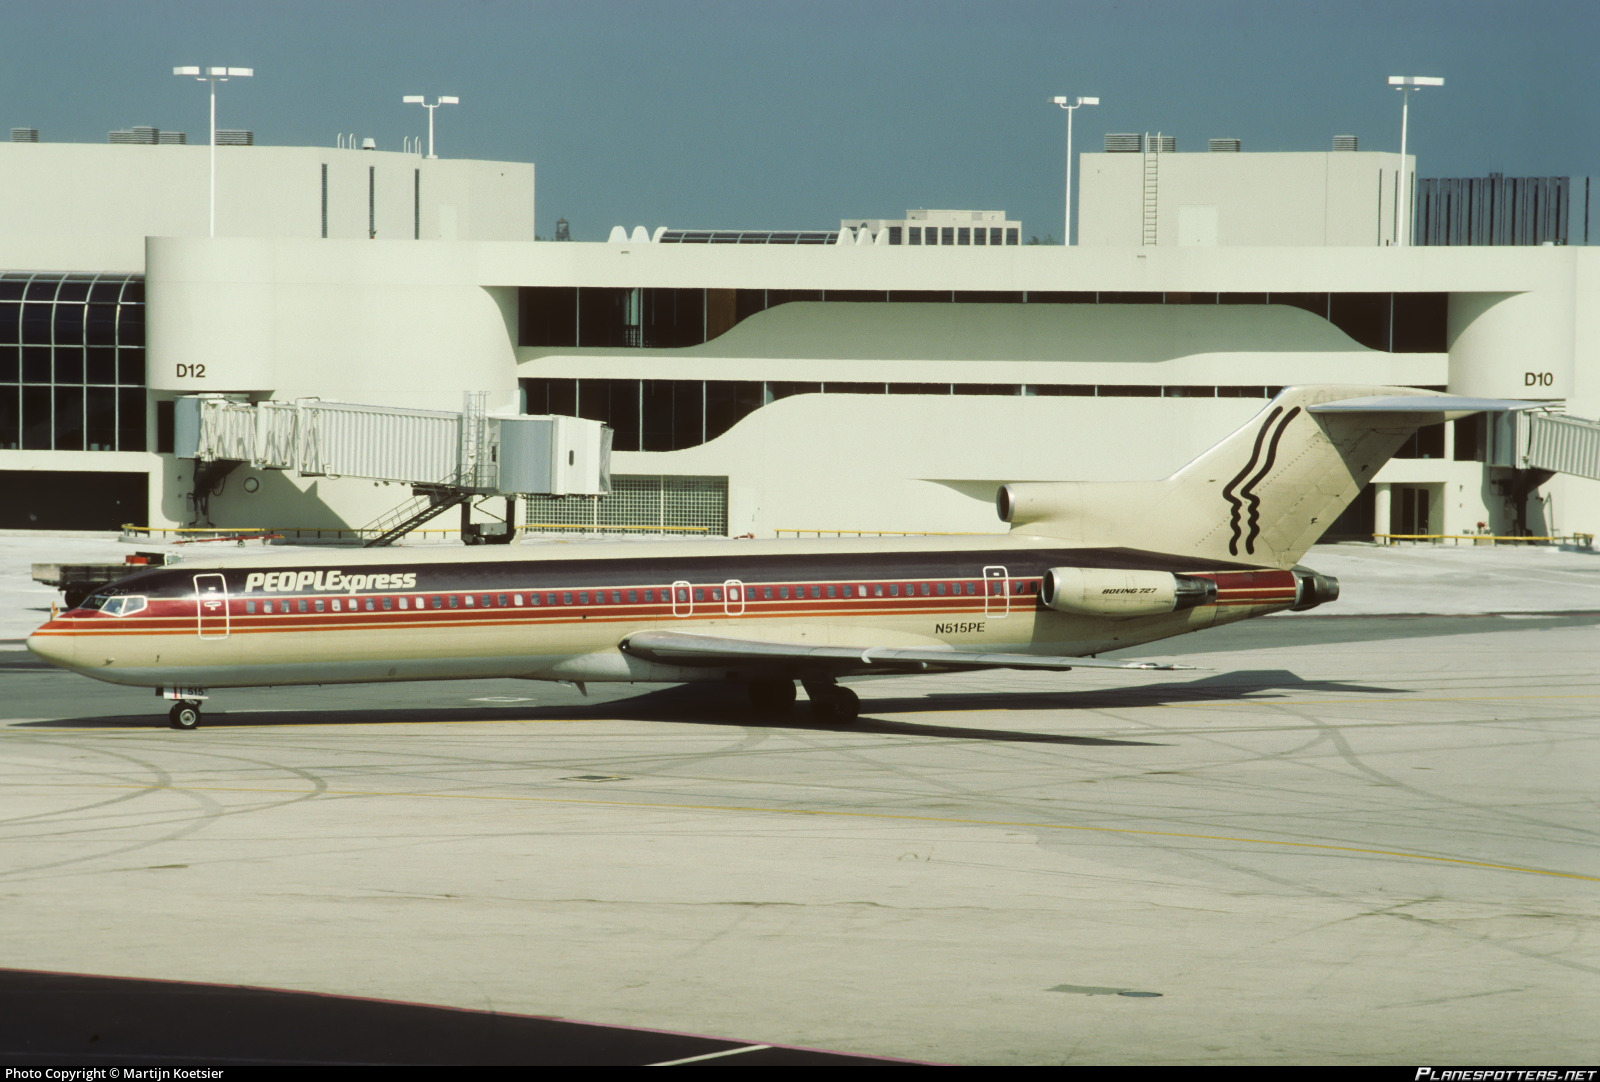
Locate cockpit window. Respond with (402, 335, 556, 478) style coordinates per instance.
(101, 596, 148, 617)
(79, 594, 110, 611)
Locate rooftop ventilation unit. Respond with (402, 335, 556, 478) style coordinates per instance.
(1208, 138, 1241, 152)
(217, 129, 255, 146)
(109, 127, 159, 145)
(11, 128, 38, 143)
(157, 131, 187, 145)
(1148, 134, 1176, 153)
(1333, 134, 1358, 152)
(1105, 133, 1142, 152)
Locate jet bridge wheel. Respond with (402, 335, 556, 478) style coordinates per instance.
(168, 701, 202, 731)
(748, 679, 797, 715)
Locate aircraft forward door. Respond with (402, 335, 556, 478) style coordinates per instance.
(723, 580, 745, 617)
(983, 565, 1010, 617)
(194, 573, 230, 639)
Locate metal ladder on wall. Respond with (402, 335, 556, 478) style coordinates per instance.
(1142, 133, 1161, 246)
(459, 391, 492, 491)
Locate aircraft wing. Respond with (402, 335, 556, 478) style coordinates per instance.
(619, 630, 1198, 674)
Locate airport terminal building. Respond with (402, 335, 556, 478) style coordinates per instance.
(2, 129, 1597, 541)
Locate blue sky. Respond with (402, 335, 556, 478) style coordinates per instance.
(2, 1, 1594, 240)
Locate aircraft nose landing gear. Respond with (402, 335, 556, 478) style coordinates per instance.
(160, 688, 209, 730)
(168, 701, 202, 730)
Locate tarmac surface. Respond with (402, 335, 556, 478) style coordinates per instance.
(0, 533, 1597, 1064)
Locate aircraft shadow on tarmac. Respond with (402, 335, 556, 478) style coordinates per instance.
(23, 692, 1155, 747)
(21, 669, 1407, 747)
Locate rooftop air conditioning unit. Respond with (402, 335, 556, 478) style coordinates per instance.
(157, 131, 188, 145)
(1208, 138, 1241, 152)
(11, 128, 39, 143)
(217, 129, 255, 146)
(1148, 134, 1176, 153)
(1333, 134, 1358, 152)
(1105, 133, 1142, 153)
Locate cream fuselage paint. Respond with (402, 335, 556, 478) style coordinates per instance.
(27, 534, 1299, 690)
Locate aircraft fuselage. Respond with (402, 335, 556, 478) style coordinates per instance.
(26, 536, 1298, 691)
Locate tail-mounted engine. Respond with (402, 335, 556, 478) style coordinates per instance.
(1040, 567, 1218, 618)
(1290, 567, 1340, 611)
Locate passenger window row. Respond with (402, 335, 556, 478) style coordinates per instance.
(234, 579, 1038, 615)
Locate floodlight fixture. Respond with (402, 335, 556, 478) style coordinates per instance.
(1051, 94, 1100, 244)
(403, 95, 460, 159)
(174, 63, 254, 237)
(1388, 75, 1444, 246)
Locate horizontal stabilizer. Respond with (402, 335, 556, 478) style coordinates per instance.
(621, 630, 1197, 673)
(1310, 395, 1550, 414)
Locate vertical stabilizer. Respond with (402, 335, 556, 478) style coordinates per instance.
(1000, 385, 1451, 568)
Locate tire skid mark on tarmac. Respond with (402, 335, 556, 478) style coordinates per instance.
(0, 744, 226, 880)
(0, 737, 337, 879)
(0, 736, 190, 828)
(1097, 672, 1600, 848)
(37, 778, 1600, 883)
(1093, 694, 1598, 874)
(1283, 701, 1600, 843)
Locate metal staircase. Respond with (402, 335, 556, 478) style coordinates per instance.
(361, 483, 472, 548)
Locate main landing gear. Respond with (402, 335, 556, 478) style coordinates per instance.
(745, 678, 859, 723)
(802, 678, 859, 724)
(748, 678, 797, 715)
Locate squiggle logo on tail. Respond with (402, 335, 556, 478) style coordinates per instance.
(1221, 406, 1301, 555)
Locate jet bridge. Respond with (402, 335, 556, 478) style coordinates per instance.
(173, 394, 611, 544)
(1505, 410, 1600, 481)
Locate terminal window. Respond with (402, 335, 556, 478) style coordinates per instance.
(526, 377, 1301, 454)
(0, 272, 146, 452)
(519, 285, 1448, 357)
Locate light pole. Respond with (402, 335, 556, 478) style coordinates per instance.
(173, 66, 253, 238)
(402, 95, 460, 159)
(1051, 96, 1099, 245)
(1388, 75, 1443, 247)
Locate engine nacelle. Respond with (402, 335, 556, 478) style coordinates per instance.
(1040, 567, 1217, 618)
(1291, 567, 1340, 611)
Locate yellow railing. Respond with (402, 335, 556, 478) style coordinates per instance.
(1373, 532, 1595, 547)
(775, 528, 997, 538)
(521, 522, 710, 534)
(120, 523, 711, 544)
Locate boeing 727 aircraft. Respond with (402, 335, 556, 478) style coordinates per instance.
(27, 385, 1498, 728)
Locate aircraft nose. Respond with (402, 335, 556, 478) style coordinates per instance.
(26, 623, 77, 669)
